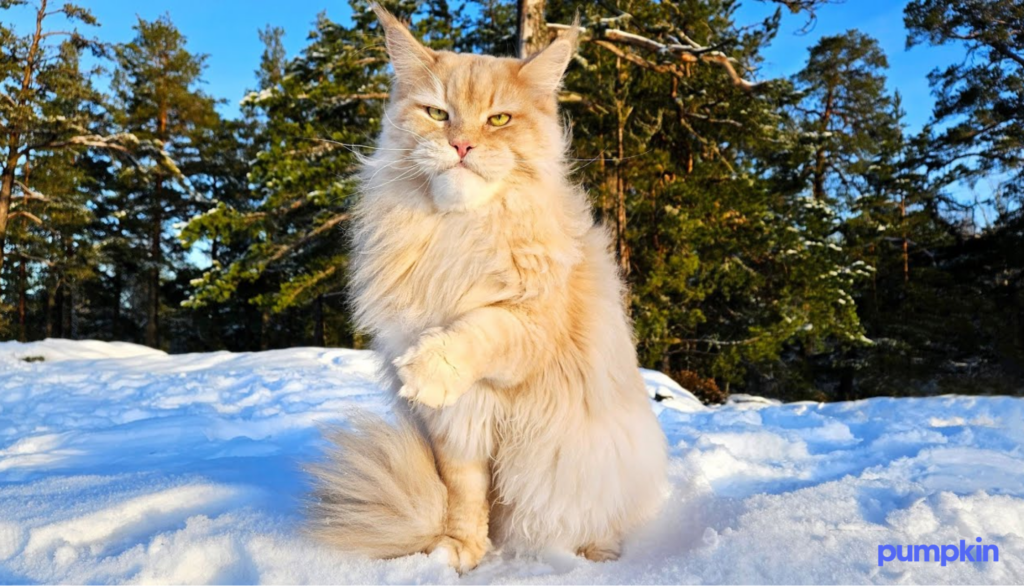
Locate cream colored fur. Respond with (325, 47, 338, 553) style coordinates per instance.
(307, 5, 669, 572)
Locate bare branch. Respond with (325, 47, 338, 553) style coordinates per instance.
(558, 91, 587, 103)
(557, 91, 610, 114)
(549, 23, 763, 92)
(9, 210, 43, 225)
(39, 31, 75, 39)
(14, 180, 51, 202)
(265, 212, 350, 266)
(680, 110, 745, 128)
(991, 41, 1024, 69)
(701, 54, 761, 92)
(602, 28, 707, 57)
(593, 39, 677, 75)
(8, 249, 56, 266)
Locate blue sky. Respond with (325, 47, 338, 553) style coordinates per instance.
(4, 1, 961, 131)
(733, 0, 962, 132)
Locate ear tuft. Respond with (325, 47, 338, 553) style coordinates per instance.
(371, 3, 437, 87)
(519, 16, 580, 95)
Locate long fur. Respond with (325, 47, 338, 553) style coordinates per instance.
(308, 6, 669, 570)
(305, 413, 448, 558)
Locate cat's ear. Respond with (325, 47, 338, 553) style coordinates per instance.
(372, 4, 437, 87)
(518, 20, 579, 95)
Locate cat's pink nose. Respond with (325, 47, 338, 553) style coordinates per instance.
(450, 140, 473, 160)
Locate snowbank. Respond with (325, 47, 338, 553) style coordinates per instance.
(0, 339, 1021, 584)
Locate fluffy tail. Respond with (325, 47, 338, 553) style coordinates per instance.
(305, 413, 448, 558)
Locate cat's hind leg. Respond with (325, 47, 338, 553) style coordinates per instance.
(577, 534, 622, 562)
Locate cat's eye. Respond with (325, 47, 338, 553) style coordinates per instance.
(488, 113, 511, 127)
(426, 107, 448, 121)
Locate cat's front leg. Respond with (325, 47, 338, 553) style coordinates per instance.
(426, 436, 491, 572)
(394, 327, 474, 408)
(394, 306, 540, 409)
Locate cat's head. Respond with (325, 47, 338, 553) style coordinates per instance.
(371, 5, 577, 212)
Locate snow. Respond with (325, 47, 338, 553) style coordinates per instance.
(240, 89, 274, 107)
(1, 339, 1022, 584)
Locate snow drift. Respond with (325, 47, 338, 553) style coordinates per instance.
(0, 339, 1021, 584)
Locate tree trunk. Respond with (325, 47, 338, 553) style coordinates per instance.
(146, 195, 161, 347)
(900, 191, 909, 285)
(516, 0, 547, 58)
(0, 167, 14, 281)
(1015, 278, 1024, 381)
(145, 101, 169, 348)
(53, 282, 64, 338)
(615, 136, 629, 274)
(260, 308, 270, 351)
(0, 0, 47, 279)
(63, 281, 73, 339)
(838, 364, 855, 401)
(44, 283, 53, 337)
(598, 150, 606, 218)
(18, 255, 27, 341)
(614, 56, 631, 275)
(313, 294, 325, 347)
(65, 239, 76, 339)
(812, 88, 835, 202)
(812, 147, 827, 201)
(112, 273, 122, 339)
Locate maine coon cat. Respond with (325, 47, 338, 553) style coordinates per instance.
(307, 5, 669, 572)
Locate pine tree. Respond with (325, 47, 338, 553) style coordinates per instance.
(10, 39, 106, 340)
(905, 0, 1024, 204)
(108, 14, 218, 348)
(539, 0, 866, 398)
(903, 0, 1024, 390)
(458, 0, 517, 55)
(0, 0, 132, 331)
(772, 30, 900, 397)
(183, 0, 462, 349)
(791, 30, 897, 205)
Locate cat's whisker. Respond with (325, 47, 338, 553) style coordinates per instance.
(367, 159, 413, 183)
(374, 165, 425, 190)
(367, 164, 397, 183)
(383, 111, 436, 151)
(502, 151, 652, 169)
(314, 138, 415, 153)
(372, 155, 421, 177)
(580, 150, 652, 162)
(363, 152, 410, 174)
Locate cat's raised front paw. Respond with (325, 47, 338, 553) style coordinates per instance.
(393, 329, 468, 409)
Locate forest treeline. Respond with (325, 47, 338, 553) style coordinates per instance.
(1, 0, 1022, 401)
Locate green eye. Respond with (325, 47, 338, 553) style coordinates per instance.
(427, 107, 448, 121)
(488, 113, 511, 127)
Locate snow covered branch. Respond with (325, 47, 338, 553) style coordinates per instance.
(46, 133, 135, 153)
(14, 180, 51, 203)
(24, 133, 138, 159)
(548, 22, 763, 92)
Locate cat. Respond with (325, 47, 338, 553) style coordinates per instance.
(306, 5, 669, 572)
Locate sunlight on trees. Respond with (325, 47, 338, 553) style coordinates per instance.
(1, 0, 1021, 400)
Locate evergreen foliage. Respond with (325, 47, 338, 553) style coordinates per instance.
(1, 0, 1020, 401)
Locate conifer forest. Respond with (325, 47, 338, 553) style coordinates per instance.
(2, 0, 1022, 402)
